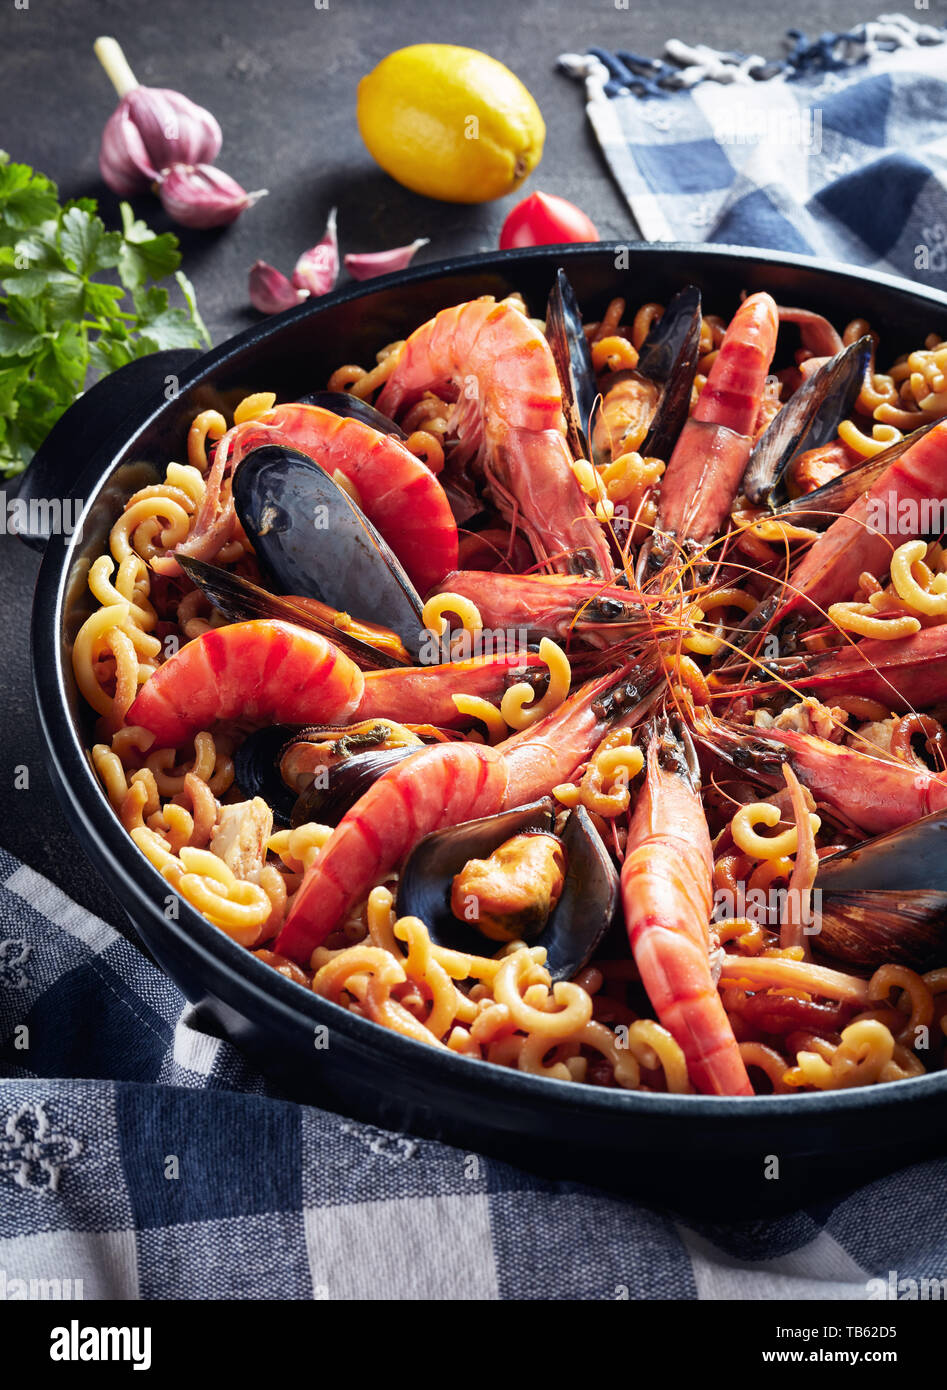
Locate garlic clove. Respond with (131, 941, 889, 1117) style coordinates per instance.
(344, 238, 429, 281)
(157, 163, 266, 229)
(99, 103, 156, 195)
(290, 207, 339, 297)
(249, 261, 308, 315)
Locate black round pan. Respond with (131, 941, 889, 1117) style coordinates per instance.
(23, 243, 947, 1215)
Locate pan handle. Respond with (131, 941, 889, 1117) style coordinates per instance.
(13, 348, 202, 552)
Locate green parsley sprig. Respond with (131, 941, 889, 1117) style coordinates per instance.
(0, 152, 210, 478)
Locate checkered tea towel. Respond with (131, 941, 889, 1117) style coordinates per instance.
(0, 846, 944, 1300)
(560, 12, 947, 290)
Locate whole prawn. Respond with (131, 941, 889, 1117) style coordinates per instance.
(652, 292, 779, 559)
(621, 716, 753, 1097)
(376, 299, 614, 579)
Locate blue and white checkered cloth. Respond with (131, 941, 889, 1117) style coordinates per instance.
(1, 845, 945, 1300)
(560, 12, 947, 290)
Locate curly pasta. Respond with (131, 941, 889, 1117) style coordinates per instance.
(827, 602, 920, 640)
(598, 451, 664, 509)
(682, 587, 756, 657)
(326, 339, 404, 399)
(405, 429, 445, 473)
(304, 888, 681, 1089)
(731, 801, 821, 861)
(421, 592, 484, 638)
(738, 1042, 794, 1094)
(554, 728, 643, 817)
(837, 418, 903, 457)
(889, 540, 947, 616)
(785, 1019, 906, 1089)
(827, 537, 947, 662)
(630, 301, 662, 349)
(591, 335, 638, 374)
(451, 694, 508, 744)
(187, 410, 227, 470)
(500, 637, 571, 730)
(130, 829, 270, 945)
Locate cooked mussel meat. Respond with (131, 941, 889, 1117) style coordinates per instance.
(590, 284, 702, 465)
(451, 831, 566, 943)
(234, 719, 422, 828)
(546, 272, 700, 470)
(396, 798, 619, 981)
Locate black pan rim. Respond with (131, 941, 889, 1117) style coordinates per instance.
(30, 240, 947, 1121)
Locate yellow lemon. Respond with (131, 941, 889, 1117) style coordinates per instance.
(357, 45, 545, 204)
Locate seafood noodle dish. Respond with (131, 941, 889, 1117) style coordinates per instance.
(74, 271, 947, 1098)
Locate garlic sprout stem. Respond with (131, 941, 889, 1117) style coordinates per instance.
(94, 36, 139, 97)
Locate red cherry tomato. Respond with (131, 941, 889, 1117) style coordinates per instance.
(499, 192, 599, 249)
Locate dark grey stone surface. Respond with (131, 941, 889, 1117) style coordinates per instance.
(1, 0, 882, 932)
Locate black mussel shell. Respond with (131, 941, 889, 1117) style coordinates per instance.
(546, 268, 598, 461)
(279, 719, 419, 793)
(774, 418, 939, 522)
(176, 556, 408, 669)
(742, 336, 872, 508)
(636, 285, 702, 385)
(817, 810, 947, 893)
(814, 890, 947, 970)
(232, 444, 426, 661)
(815, 812, 947, 965)
(396, 799, 619, 983)
(544, 805, 620, 979)
(637, 285, 702, 462)
(234, 725, 300, 827)
(396, 798, 555, 953)
(282, 719, 421, 821)
(236, 723, 421, 830)
(291, 746, 418, 828)
(296, 391, 409, 440)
